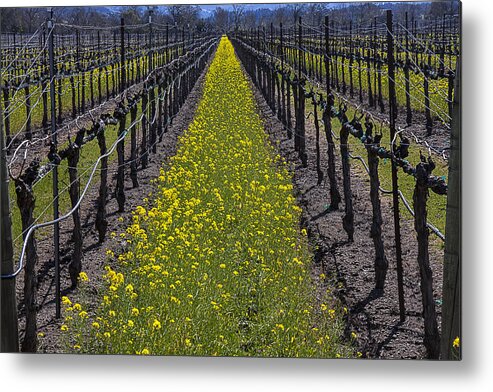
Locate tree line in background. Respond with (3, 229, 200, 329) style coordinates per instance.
(1, 2, 459, 34)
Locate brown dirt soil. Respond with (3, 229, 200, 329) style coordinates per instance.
(250, 81, 445, 359)
(19, 59, 211, 354)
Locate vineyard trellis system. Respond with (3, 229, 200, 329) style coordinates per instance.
(0, 7, 460, 360)
(231, 8, 459, 359)
(1, 9, 220, 353)
(236, 11, 458, 136)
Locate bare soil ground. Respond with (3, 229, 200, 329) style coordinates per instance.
(251, 82, 445, 359)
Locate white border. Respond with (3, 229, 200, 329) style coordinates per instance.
(1, 1, 492, 391)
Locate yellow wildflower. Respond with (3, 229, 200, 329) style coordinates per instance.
(78, 272, 89, 282)
(453, 337, 460, 349)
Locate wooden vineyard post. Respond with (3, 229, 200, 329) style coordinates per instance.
(256, 28, 261, 90)
(57, 70, 63, 124)
(130, 103, 139, 188)
(341, 23, 346, 95)
(286, 77, 292, 139)
(376, 22, 384, 115)
(67, 131, 84, 288)
(263, 27, 269, 104)
(81, 52, 86, 114)
(447, 69, 454, 122)
(24, 75, 32, 140)
(111, 63, 116, 98)
(98, 31, 102, 105)
(120, 17, 126, 93)
(165, 24, 169, 65)
(48, 9, 61, 319)
(149, 79, 157, 153)
(42, 26, 49, 129)
(349, 21, 354, 98)
(116, 109, 126, 212)
(333, 21, 339, 92)
(173, 70, 179, 119)
(312, 95, 323, 185)
(3, 85, 11, 150)
(150, 78, 157, 154)
(339, 120, 354, 242)
(441, 58, 461, 360)
(15, 163, 39, 352)
(275, 25, 282, 122)
(0, 13, 20, 351)
(366, 26, 374, 108)
(96, 124, 108, 243)
(141, 86, 149, 169)
(292, 79, 299, 153)
(70, 71, 76, 118)
(387, 10, 406, 322)
(324, 17, 341, 211)
(270, 23, 276, 115)
(298, 79, 307, 168)
(280, 23, 287, 128)
(424, 40, 433, 135)
(104, 67, 110, 100)
(157, 83, 164, 142)
(166, 74, 172, 126)
(413, 158, 440, 359)
(163, 75, 169, 134)
(76, 31, 81, 111)
(372, 19, 378, 111)
(441, 16, 447, 77)
(365, 120, 388, 290)
(358, 47, 363, 103)
(377, 54, 384, 114)
(275, 67, 281, 122)
(297, 17, 307, 168)
(405, 12, 412, 126)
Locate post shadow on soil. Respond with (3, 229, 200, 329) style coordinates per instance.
(351, 287, 385, 314)
(309, 206, 333, 222)
(347, 288, 407, 358)
(373, 321, 405, 358)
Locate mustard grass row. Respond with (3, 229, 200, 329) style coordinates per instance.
(61, 37, 353, 358)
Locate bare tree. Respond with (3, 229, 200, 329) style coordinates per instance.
(166, 5, 200, 27)
(288, 3, 306, 23)
(273, 7, 288, 26)
(232, 5, 245, 31)
(305, 3, 326, 26)
(24, 8, 41, 33)
(213, 7, 230, 33)
(120, 6, 143, 26)
(243, 10, 257, 29)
